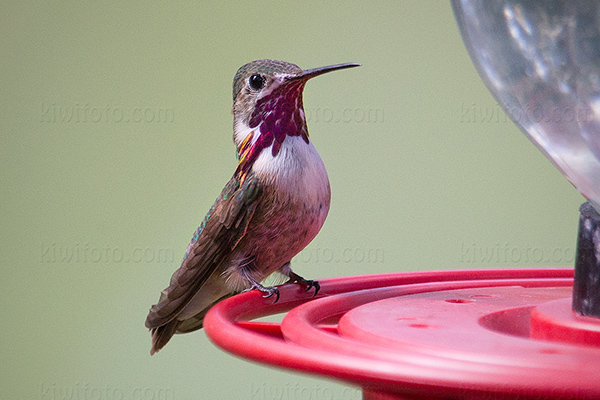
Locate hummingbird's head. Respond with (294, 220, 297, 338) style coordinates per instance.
(232, 60, 302, 133)
(230, 59, 359, 182)
(231, 59, 360, 155)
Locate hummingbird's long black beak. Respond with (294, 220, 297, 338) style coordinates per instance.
(291, 63, 361, 81)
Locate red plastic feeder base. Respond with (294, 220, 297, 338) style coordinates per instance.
(204, 269, 600, 399)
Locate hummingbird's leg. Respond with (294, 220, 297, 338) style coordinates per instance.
(281, 262, 320, 297)
(243, 279, 281, 303)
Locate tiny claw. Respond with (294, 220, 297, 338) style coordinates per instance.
(287, 272, 320, 297)
(306, 280, 320, 297)
(245, 281, 281, 303)
(262, 287, 280, 303)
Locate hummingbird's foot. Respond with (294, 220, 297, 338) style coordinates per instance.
(244, 280, 281, 303)
(287, 272, 320, 297)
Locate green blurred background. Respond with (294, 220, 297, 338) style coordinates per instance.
(1, 1, 582, 399)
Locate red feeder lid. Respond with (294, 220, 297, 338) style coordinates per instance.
(204, 268, 600, 399)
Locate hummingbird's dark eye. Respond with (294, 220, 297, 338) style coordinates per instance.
(249, 74, 265, 90)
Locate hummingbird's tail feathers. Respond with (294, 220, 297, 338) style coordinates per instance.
(150, 319, 181, 355)
(176, 292, 236, 333)
(145, 174, 261, 331)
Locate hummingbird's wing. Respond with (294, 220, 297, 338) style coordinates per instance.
(145, 173, 261, 332)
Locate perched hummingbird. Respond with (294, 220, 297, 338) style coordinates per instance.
(145, 59, 359, 355)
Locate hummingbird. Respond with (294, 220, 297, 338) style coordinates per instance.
(145, 59, 359, 355)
